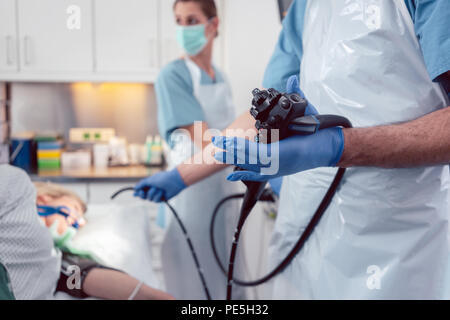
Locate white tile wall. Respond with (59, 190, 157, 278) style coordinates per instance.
(0, 83, 5, 99)
(0, 83, 7, 122)
(10, 83, 159, 144)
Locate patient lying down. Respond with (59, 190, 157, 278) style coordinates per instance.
(34, 182, 174, 300)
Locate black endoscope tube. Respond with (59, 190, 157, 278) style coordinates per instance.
(210, 194, 245, 277)
(225, 118, 353, 300)
(212, 169, 345, 287)
(111, 187, 212, 300)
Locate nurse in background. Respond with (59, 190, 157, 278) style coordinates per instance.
(134, 0, 247, 300)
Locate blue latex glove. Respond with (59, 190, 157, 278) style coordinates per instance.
(269, 177, 283, 196)
(286, 75, 318, 116)
(134, 168, 187, 203)
(212, 129, 344, 182)
(212, 75, 343, 182)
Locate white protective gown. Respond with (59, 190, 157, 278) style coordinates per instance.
(161, 57, 247, 300)
(269, 0, 450, 299)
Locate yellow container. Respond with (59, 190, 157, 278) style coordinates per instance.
(37, 150, 61, 159)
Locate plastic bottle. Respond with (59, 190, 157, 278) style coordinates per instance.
(145, 135, 153, 165)
(150, 135, 163, 166)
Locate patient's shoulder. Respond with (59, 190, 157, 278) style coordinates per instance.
(0, 165, 35, 212)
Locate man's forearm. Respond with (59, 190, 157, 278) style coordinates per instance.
(339, 106, 450, 168)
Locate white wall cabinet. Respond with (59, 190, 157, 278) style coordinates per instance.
(17, 0, 94, 73)
(159, 0, 183, 68)
(0, 0, 226, 83)
(94, 0, 159, 74)
(0, 0, 19, 73)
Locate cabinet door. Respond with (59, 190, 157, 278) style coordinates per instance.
(0, 0, 18, 72)
(159, 0, 183, 67)
(59, 183, 88, 204)
(95, 0, 159, 73)
(17, 0, 93, 72)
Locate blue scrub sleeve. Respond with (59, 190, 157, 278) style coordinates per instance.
(262, 0, 307, 91)
(410, 0, 450, 83)
(156, 61, 205, 144)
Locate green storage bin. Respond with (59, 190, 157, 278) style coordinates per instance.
(38, 159, 61, 170)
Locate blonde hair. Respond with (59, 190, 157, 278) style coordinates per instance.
(34, 182, 87, 213)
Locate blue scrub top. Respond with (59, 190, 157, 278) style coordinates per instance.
(155, 59, 225, 146)
(263, 0, 450, 98)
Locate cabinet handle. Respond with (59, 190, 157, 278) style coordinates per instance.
(5, 36, 14, 65)
(149, 38, 158, 69)
(24, 36, 31, 65)
(163, 38, 171, 66)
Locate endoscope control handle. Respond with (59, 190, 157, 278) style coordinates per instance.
(288, 114, 353, 135)
(233, 167, 268, 207)
(288, 115, 321, 135)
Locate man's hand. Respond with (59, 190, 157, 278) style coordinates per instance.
(212, 75, 344, 182)
(212, 129, 344, 182)
(286, 75, 318, 115)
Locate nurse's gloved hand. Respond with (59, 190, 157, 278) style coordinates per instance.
(269, 177, 283, 196)
(212, 128, 344, 182)
(134, 168, 187, 203)
(285, 75, 318, 116)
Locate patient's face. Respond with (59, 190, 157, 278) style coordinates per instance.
(37, 195, 86, 235)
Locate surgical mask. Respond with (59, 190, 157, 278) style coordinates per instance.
(176, 23, 209, 56)
(48, 219, 77, 249)
(37, 205, 81, 248)
(49, 219, 94, 260)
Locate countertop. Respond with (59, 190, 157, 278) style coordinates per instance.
(30, 165, 164, 183)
